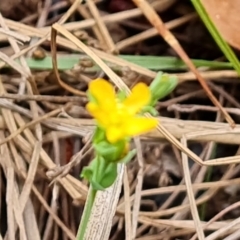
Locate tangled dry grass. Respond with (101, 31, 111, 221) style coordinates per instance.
(0, 0, 240, 239)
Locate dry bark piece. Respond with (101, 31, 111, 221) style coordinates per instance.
(202, 0, 240, 50)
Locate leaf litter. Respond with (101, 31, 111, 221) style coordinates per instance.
(0, 0, 240, 239)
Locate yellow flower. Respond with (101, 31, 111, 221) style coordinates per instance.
(86, 79, 158, 143)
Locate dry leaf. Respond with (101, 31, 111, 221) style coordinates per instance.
(202, 0, 240, 50)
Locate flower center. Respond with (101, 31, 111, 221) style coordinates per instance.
(108, 101, 130, 126)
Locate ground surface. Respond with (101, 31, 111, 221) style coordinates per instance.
(0, 0, 240, 239)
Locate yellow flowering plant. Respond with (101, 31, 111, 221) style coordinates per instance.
(81, 78, 158, 190)
(77, 74, 177, 240)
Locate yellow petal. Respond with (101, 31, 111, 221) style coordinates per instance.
(88, 79, 116, 110)
(124, 117, 158, 137)
(123, 82, 151, 114)
(86, 102, 110, 127)
(106, 125, 125, 143)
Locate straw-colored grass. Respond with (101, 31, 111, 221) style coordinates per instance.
(0, 0, 240, 239)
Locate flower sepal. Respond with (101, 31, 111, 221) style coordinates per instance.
(93, 126, 106, 144)
(87, 91, 98, 105)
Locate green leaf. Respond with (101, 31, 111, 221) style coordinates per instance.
(98, 162, 118, 189)
(81, 166, 94, 182)
(81, 158, 101, 188)
(93, 126, 106, 143)
(81, 156, 119, 190)
(19, 55, 233, 72)
(91, 179, 106, 191)
(87, 91, 98, 104)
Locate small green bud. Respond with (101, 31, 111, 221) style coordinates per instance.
(149, 72, 178, 106)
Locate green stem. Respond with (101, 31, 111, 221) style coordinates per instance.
(76, 186, 97, 240)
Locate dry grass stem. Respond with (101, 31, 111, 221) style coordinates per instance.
(181, 137, 205, 239)
(123, 167, 132, 240)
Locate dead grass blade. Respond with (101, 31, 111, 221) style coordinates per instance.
(191, 201, 240, 240)
(0, 13, 44, 240)
(42, 116, 240, 145)
(22, 200, 40, 240)
(0, 93, 84, 103)
(123, 166, 132, 240)
(30, 182, 76, 240)
(181, 137, 205, 239)
(6, 167, 15, 240)
(12, 188, 27, 240)
(116, 12, 197, 51)
(205, 217, 240, 240)
(0, 78, 87, 200)
(0, 28, 30, 42)
(131, 137, 144, 239)
(87, 0, 116, 53)
(42, 184, 60, 240)
(51, 28, 86, 96)
(51, 23, 130, 91)
(0, 51, 29, 77)
(137, 218, 240, 232)
(129, 178, 240, 199)
(8, 140, 74, 239)
(0, 104, 71, 146)
(19, 142, 41, 210)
